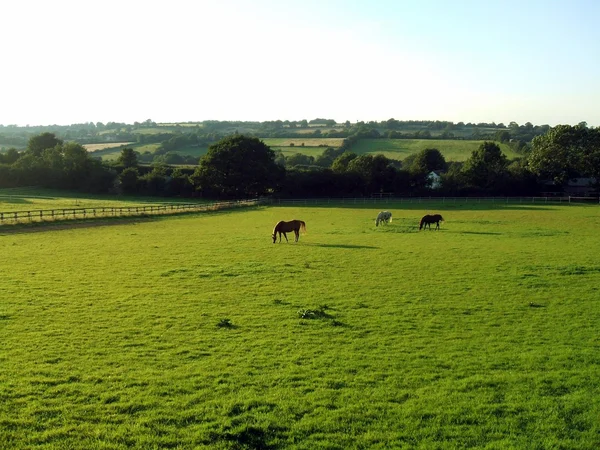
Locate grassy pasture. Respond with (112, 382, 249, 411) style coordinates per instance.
(83, 143, 134, 153)
(262, 138, 343, 158)
(262, 138, 344, 148)
(1, 201, 600, 448)
(0, 188, 202, 213)
(351, 139, 519, 162)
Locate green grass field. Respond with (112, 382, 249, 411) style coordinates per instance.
(1, 200, 599, 448)
(0, 188, 203, 213)
(261, 138, 344, 159)
(84, 136, 518, 164)
(351, 139, 519, 162)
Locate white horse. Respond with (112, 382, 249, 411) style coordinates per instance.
(375, 211, 392, 227)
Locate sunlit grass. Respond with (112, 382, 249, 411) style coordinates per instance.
(351, 139, 519, 161)
(0, 188, 203, 213)
(1, 202, 599, 448)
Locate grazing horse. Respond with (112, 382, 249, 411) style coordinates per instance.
(375, 211, 392, 227)
(419, 214, 444, 230)
(272, 220, 306, 243)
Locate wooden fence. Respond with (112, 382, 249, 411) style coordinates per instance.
(0, 199, 261, 225)
(265, 196, 598, 206)
(2, 195, 596, 226)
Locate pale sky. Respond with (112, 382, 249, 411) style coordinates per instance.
(1, 0, 599, 127)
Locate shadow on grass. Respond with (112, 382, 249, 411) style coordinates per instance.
(0, 216, 159, 234)
(0, 197, 34, 205)
(0, 205, 256, 235)
(447, 230, 504, 236)
(304, 243, 379, 249)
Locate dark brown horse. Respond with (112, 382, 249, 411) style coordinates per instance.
(272, 220, 307, 243)
(419, 214, 444, 230)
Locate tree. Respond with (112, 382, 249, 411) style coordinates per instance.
(285, 153, 315, 168)
(140, 165, 167, 196)
(407, 148, 447, 191)
(191, 135, 284, 198)
(528, 124, 600, 185)
(118, 148, 138, 168)
(346, 154, 396, 194)
(462, 141, 508, 192)
(494, 130, 511, 143)
(27, 132, 63, 157)
(331, 152, 358, 173)
(410, 148, 447, 175)
(0, 148, 20, 165)
(167, 168, 194, 196)
(119, 167, 140, 194)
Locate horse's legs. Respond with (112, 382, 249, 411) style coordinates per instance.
(283, 232, 288, 243)
(294, 230, 299, 242)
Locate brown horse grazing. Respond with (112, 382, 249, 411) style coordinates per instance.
(419, 214, 444, 230)
(272, 220, 307, 243)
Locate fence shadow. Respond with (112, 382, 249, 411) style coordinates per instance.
(0, 217, 157, 235)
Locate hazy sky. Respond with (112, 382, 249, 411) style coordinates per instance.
(2, 0, 599, 127)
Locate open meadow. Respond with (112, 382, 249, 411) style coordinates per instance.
(0, 188, 203, 213)
(1, 201, 599, 448)
(350, 139, 519, 162)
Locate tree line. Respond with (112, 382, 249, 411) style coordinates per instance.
(0, 124, 598, 199)
(1, 118, 551, 156)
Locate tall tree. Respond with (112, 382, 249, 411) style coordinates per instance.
(528, 124, 600, 185)
(462, 141, 508, 191)
(192, 135, 284, 198)
(27, 132, 63, 157)
(410, 148, 447, 174)
(331, 152, 358, 173)
(118, 148, 138, 168)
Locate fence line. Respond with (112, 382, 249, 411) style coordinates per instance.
(0, 199, 261, 226)
(2, 195, 597, 226)
(264, 196, 599, 206)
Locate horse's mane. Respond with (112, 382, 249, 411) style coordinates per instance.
(273, 220, 283, 234)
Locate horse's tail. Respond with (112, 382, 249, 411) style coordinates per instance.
(389, 214, 392, 223)
(299, 221, 306, 233)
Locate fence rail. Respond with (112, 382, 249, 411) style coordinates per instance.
(2, 195, 597, 226)
(0, 199, 261, 225)
(265, 196, 599, 205)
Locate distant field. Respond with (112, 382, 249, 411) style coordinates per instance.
(83, 142, 133, 152)
(83, 134, 519, 164)
(0, 187, 201, 212)
(1, 199, 599, 448)
(351, 139, 519, 162)
(263, 138, 343, 158)
(262, 138, 344, 148)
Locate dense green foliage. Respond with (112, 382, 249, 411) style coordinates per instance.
(1, 201, 599, 448)
(1, 122, 598, 198)
(528, 124, 600, 184)
(191, 135, 285, 198)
